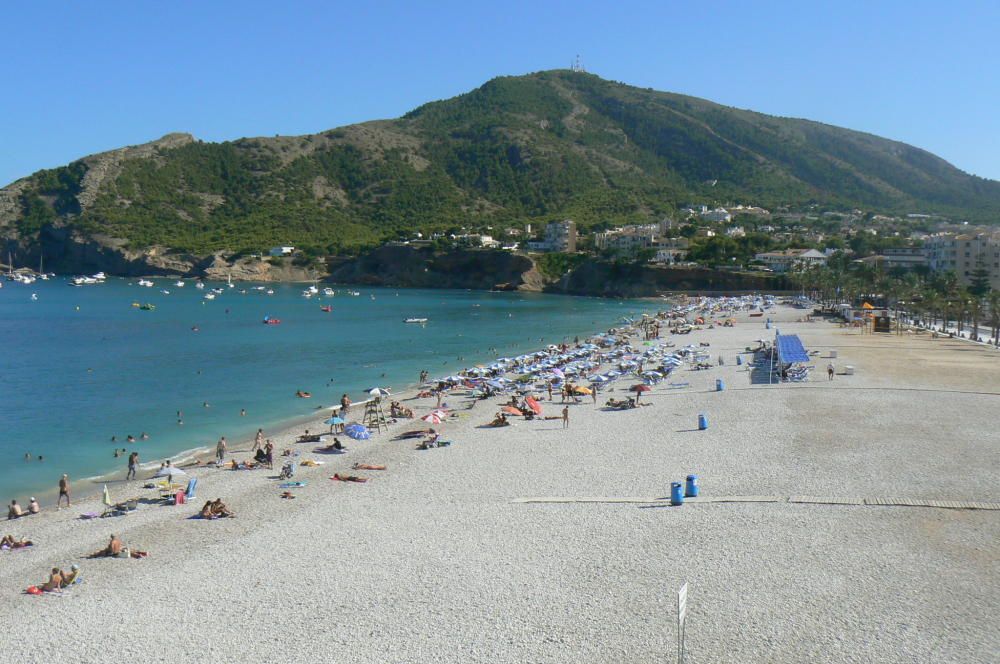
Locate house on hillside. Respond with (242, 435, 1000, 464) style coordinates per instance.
(269, 246, 295, 257)
(753, 248, 828, 272)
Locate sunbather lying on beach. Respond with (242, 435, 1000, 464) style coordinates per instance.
(1, 534, 33, 549)
(229, 459, 259, 470)
(331, 473, 368, 483)
(297, 434, 322, 443)
(393, 429, 435, 440)
(352, 463, 386, 470)
(199, 499, 234, 519)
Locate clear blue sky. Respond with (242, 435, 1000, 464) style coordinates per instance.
(3, 0, 998, 186)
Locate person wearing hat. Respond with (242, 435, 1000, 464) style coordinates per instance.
(28, 497, 40, 514)
(60, 564, 80, 587)
(57, 474, 71, 508)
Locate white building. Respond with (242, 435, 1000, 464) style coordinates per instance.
(724, 226, 746, 238)
(269, 246, 295, 257)
(701, 207, 732, 223)
(542, 220, 578, 252)
(753, 248, 828, 272)
(924, 232, 1000, 288)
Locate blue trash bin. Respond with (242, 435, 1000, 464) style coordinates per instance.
(685, 475, 699, 498)
(716, 378, 724, 392)
(736, 356, 742, 366)
(670, 482, 684, 505)
(698, 413, 708, 430)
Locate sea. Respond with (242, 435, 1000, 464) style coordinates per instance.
(0, 278, 661, 503)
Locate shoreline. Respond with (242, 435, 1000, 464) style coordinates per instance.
(8, 292, 658, 510)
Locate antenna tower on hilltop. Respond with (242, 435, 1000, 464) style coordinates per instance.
(571, 55, 585, 73)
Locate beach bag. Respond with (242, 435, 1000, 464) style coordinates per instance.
(26, 585, 42, 595)
(118, 547, 130, 559)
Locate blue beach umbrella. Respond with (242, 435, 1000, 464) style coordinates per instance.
(344, 424, 371, 440)
(324, 416, 345, 425)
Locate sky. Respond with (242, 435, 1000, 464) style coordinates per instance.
(2, 1, 998, 185)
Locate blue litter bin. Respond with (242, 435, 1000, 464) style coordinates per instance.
(698, 413, 708, 430)
(765, 320, 771, 330)
(736, 356, 742, 366)
(716, 378, 724, 392)
(670, 482, 684, 505)
(685, 475, 699, 498)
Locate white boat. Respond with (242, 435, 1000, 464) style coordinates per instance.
(138, 279, 154, 287)
(161, 289, 171, 295)
(322, 288, 335, 296)
(404, 318, 428, 324)
(204, 292, 216, 300)
(227, 274, 234, 288)
(175, 280, 185, 288)
(210, 287, 224, 295)
(195, 281, 205, 290)
(265, 289, 274, 295)
(30, 293, 38, 301)
(348, 290, 361, 296)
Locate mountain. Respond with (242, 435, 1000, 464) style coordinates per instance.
(2, 70, 999, 259)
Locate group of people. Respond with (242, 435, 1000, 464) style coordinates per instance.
(198, 499, 234, 519)
(29, 564, 80, 594)
(7, 497, 40, 519)
(389, 401, 414, 418)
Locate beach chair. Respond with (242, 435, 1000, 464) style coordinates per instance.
(184, 478, 197, 501)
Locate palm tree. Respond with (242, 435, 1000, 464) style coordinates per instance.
(987, 291, 1000, 346)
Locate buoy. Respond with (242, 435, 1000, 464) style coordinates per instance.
(685, 475, 699, 498)
(670, 482, 684, 506)
(698, 413, 708, 430)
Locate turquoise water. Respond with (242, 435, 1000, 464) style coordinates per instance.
(0, 279, 658, 502)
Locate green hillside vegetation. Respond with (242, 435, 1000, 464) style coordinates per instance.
(4, 70, 999, 254)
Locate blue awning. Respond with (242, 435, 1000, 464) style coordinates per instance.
(776, 333, 809, 364)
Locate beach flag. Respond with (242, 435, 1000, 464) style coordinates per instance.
(102, 484, 112, 507)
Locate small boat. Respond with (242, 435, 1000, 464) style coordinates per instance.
(203, 293, 216, 300)
(227, 274, 234, 288)
(174, 280, 185, 287)
(263, 316, 281, 325)
(320, 305, 332, 312)
(211, 287, 224, 295)
(195, 281, 205, 290)
(404, 318, 428, 324)
(161, 289, 170, 295)
(322, 288, 335, 297)
(265, 289, 274, 295)
(30, 293, 38, 301)
(138, 279, 154, 287)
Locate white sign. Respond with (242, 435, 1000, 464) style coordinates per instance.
(677, 582, 689, 664)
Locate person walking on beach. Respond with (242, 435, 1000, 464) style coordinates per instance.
(340, 393, 351, 416)
(827, 363, 835, 381)
(562, 406, 569, 429)
(126, 452, 139, 481)
(57, 474, 71, 508)
(253, 429, 264, 452)
(216, 437, 227, 463)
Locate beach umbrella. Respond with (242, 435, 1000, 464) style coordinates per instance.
(630, 384, 652, 393)
(367, 387, 390, 397)
(155, 466, 186, 478)
(524, 396, 543, 415)
(573, 386, 592, 395)
(344, 424, 371, 440)
(501, 406, 523, 416)
(430, 409, 450, 418)
(102, 485, 113, 508)
(421, 413, 444, 424)
(324, 416, 345, 425)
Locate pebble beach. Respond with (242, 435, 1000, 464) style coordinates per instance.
(2, 303, 998, 663)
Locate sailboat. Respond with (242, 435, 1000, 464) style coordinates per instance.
(227, 273, 234, 288)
